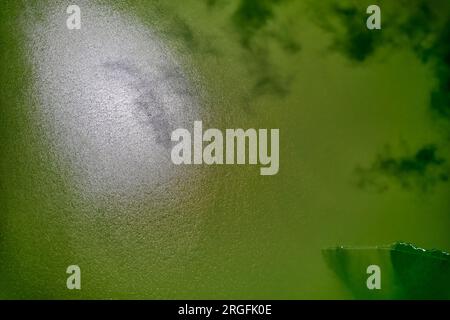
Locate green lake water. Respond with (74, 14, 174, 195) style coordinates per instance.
(0, 0, 449, 299)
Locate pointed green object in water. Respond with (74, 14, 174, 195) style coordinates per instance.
(323, 242, 450, 299)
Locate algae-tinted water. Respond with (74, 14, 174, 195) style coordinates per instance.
(0, 0, 449, 298)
